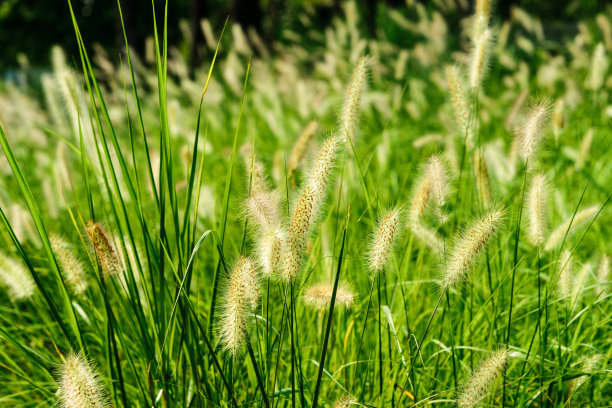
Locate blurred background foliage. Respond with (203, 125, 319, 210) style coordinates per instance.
(0, 0, 609, 74)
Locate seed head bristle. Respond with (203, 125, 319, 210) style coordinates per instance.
(288, 120, 318, 179)
(245, 189, 281, 232)
(526, 173, 548, 246)
(283, 135, 342, 280)
(458, 348, 509, 408)
(50, 235, 87, 294)
(443, 209, 504, 289)
(340, 57, 368, 142)
(57, 352, 108, 408)
(303, 283, 356, 310)
(0, 252, 36, 301)
(410, 222, 444, 253)
(446, 65, 473, 147)
(240, 144, 267, 195)
(220, 257, 258, 356)
(544, 205, 599, 252)
(426, 155, 449, 219)
(469, 26, 493, 90)
(516, 99, 552, 161)
(369, 209, 400, 275)
(86, 221, 121, 278)
(258, 228, 284, 278)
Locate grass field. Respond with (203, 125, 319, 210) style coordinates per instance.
(0, 1, 611, 407)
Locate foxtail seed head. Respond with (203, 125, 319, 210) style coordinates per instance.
(245, 189, 281, 232)
(469, 26, 493, 90)
(370, 209, 400, 275)
(283, 135, 342, 280)
(598, 254, 609, 288)
(340, 57, 368, 142)
(57, 352, 108, 408)
(0, 252, 36, 301)
(516, 99, 552, 161)
(446, 65, 473, 147)
(220, 257, 259, 356)
(443, 209, 504, 289)
(473, 152, 493, 208)
(552, 98, 565, 142)
(544, 205, 599, 252)
(258, 229, 284, 278)
(458, 348, 509, 408)
(409, 222, 444, 253)
(526, 174, 548, 246)
(588, 43, 608, 91)
(303, 283, 355, 310)
(86, 221, 121, 278)
(333, 394, 357, 408)
(557, 250, 573, 300)
(240, 144, 267, 195)
(288, 120, 318, 180)
(50, 235, 87, 294)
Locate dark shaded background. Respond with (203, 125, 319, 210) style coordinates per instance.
(0, 0, 607, 73)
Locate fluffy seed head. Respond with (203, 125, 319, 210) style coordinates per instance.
(515, 99, 552, 161)
(245, 189, 281, 232)
(258, 229, 284, 278)
(426, 155, 449, 219)
(57, 352, 108, 408)
(288, 120, 318, 179)
(473, 152, 493, 208)
(557, 250, 573, 300)
(303, 283, 356, 310)
(240, 144, 267, 195)
(469, 27, 493, 89)
(51, 235, 87, 294)
(86, 221, 121, 278)
(283, 135, 342, 280)
(552, 98, 565, 140)
(446, 65, 473, 147)
(598, 254, 609, 289)
(220, 257, 258, 356)
(333, 394, 357, 408)
(409, 222, 444, 253)
(544, 205, 599, 252)
(409, 175, 432, 224)
(370, 209, 400, 275)
(443, 209, 504, 289)
(588, 43, 608, 91)
(526, 174, 548, 246)
(340, 57, 368, 142)
(458, 348, 509, 408)
(0, 252, 36, 301)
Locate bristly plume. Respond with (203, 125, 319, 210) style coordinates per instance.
(443, 209, 504, 289)
(469, 26, 493, 90)
(426, 155, 449, 221)
(219, 257, 259, 356)
(333, 394, 357, 408)
(544, 205, 599, 252)
(240, 144, 267, 195)
(288, 120, 319, 181)
(258, 228, 284, 278)
(515, 99, 552, 161)
(446, 65, 473, 147)
(283, 135, 343, 280)
(57, 352, 109, 408)
(458, 348, 509, 408)
(303, 283, 356, 310)
(369, 208, 400, 276)
(340, 57, 368, 142)
(50, 235, 87, 294)
(86, 221, 121, 278)
(526, 174, 548, 246)
(245, 189, 281, 233)
(473, 151, 493, 208)
(0, 252, 36, 301)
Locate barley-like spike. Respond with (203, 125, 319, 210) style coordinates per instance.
(469, 26, 493, 90)
(446, 65, 473, 147)
(458, 349, 509, 408)
(369, 208, 400, 275)
(443, 209, 504, 289)
(544, 205, 599, 252)
(57, 352, 109, 408)
(526, 174, 548, 246)
(340, 57, 368, 142)
(86, 221, 121, 278)
(303, 283, 355, 310)
(516, 99, 552, 161)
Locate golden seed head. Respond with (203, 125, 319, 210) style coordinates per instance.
(469, 26, 493, 90)
(526, 174, 548, 246)
(303, 283, 356, 310)
(370, 209, 400, 274)
(544, 205, 599, 252)
(458, 348, 509, 408)
(446, 65, 473, 146)
(288, 120, 318, 179)
(340, 57, 368, 142)
(516, 99, 552, 161)
(444, 209, 504, 289)
(57, 352, 108, 408)
(50, 235, 87, 294)
(0, 252, 36, 301)
(473, 152, 493, 208)
(86, 221, 121, 278)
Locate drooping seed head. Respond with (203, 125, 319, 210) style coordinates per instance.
(370, 209, 400, 275)
(340, 57, 368, 142)
(446, 65, 473, 147)
(50, 235, 87, 294)
(303, 283, 356, 310)
(469, 26, 493, 90)
(526, 174, 548, 246)
(0, 252, 36, 301)
(57, 352, 108, 408)
(283, 135, 343, 280)
(443, 209, 504, 289)
(86, 221, 121, 278)
(544, 205, 599, 252)
(458, 348, 509, 408)
(288, 120, 318, 180)
(219, 257, 258, 356)
(515, 99, 552, 161)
